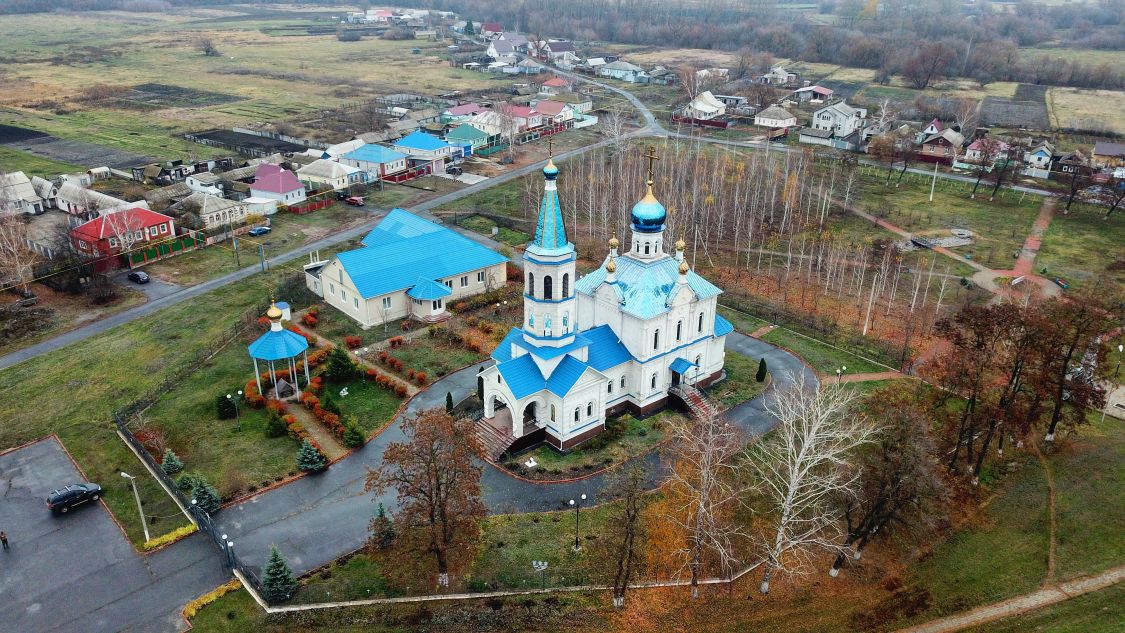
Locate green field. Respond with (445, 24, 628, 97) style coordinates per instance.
(510, 411, 673, 478)
(1036, 205, 1125, 292)
(459, 214, 531, 248)
(761, 327, 890, 375)
(963, 584, 1125, 633)
(0, 146, 83, 177)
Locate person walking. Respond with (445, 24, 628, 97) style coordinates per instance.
(0, 531, 8, 550)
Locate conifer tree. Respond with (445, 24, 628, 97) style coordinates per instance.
(326, 347, 357, 382)
(161, 449, 184, 475)
(216, 394, 237, 419)
(297, 440, 327, 472)
(446, 391, 454, 413)
(756, 358, 768, 382)
(262, 546, 298, 603)
(192, 479, 221, 514)
(371, 502, 396, 549)
(343, 422, 365, 448)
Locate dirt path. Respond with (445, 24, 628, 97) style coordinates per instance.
(835, 370, 904, 383)
(749, 324, 776, 338)
(287, 405, 347, 460)
(1030, 439, 1059, 585)
(893, 565, 1125, 633)
(1011, 198, 1055, 278)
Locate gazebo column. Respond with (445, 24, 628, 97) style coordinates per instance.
(291, 356, 300, 398)
(303, 350, 311, 390)
(253, 357, 263, 397)
(270, 360, 279, 400)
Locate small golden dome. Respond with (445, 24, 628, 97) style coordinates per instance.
(608, 234, 619, 249)
(679, 260, 690, 275)
(606, 257, 617, 274)
(266, 303, 283, 320)
(675, 237, 686, 251)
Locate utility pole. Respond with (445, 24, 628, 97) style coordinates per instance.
(863, 273, 880, 336)
(929, 161, 939, 202)
(232, 236, 240, 268)
(120, 472, 150, 542)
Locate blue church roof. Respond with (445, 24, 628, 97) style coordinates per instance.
(631, 192, 667, 233)
(574, 255, 722, 320)
(337, 209, 507, 299)
(497, 354, 592, 399)
(713, 314, 734, 337)
(406, 277, 452, 300)
(342, 144, 407, 165)
(530, 165, 568, 253)
(248, 328, 309, 362)
(394, 131, 450, 152)
(669, 357, 697, 374)
(582, 324, 634, 370)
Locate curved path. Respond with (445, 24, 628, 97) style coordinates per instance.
(213, 331, 814, 577)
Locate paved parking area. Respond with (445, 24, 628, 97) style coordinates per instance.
(113, 271, 182, 301)
(0, 437, 226, 633)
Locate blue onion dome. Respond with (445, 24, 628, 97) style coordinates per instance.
(631, 181, 666, 233)
(543, 157, 559, 180)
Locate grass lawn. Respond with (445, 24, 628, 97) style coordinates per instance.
(307, 306, 408, 349)
(0, 145, 83, 177)
(856, 173, 1043, 269)
(761, 327, 889, 375)
(459, 214, 531, 248)
(328, 376, 402, 437)
(388, 336, 482, 380)
(717, 304, 771, 334)
(963, 583, 1125, 633)
(0, 283, 148, 358)
(140, 340, 303, 499)
(706, 350, 768, 408)
(1035, 205, 1125, 292)
(0, 268, 303, 545)
(508, 411, 677, 480)
(1108, 334, 1125, 384)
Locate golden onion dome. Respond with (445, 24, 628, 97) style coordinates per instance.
(266, 303, 283, 320)
(608, 234, 619, 249)
(606, 257, 617, 274)
(679, 260, 690, 275)
(675, 237, 686, 251)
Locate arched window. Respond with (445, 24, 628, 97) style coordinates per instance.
(695, 354, 703, 369)
(698, 311, 705, 332)
(545, 315, 552, 336)
(562, 273, 569, 298)
(676, 320, 682, 341)
(620, 376, 626, 388)
(651, 373, 657, 389)
(562, 311, 569, 333)
(529, 313, 534, 327)
(528, 272, 535, 297)
(587, 402, 592, 416)
(497, 374, 501, 383)
(653, 329, 660, 350)
(543, 275, 553, 300)
(644, 243, 650, 255)
(549, 405, 556, 422)
(607, 381, 614, 394)
(574, 408, 580, 422)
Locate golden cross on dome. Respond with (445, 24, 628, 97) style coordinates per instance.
(643, 145, 660, 184)
(547, 136, 554, 158)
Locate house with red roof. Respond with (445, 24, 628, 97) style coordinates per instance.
(481, 22, 503, 38)
(440, 102, 489, 124)
(71, 207, 176, 270)
(538, 76, 570, 96)
(250, 163, 306, 205)
(502, 105, 543, 131)
(532, 99, 573, 124)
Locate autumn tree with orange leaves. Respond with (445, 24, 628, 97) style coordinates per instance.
(365, 409, 486, 589)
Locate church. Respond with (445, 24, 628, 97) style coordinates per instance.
(480, 148, 733, 451)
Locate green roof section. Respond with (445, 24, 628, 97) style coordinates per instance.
(444, 123, 489, 143)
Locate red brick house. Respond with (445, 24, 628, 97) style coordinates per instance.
(71, 207, 176, 270)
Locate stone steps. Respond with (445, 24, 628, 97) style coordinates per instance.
(473, 420, 514, 461)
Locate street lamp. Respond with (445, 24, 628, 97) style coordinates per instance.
(120, 471, 150, 542)
(532, 560, 549, 589)
(836, 365, 847, 384)
(227, 540, 236, 568)
(569, 493, 587, 551)
(227, 390, 243, 431)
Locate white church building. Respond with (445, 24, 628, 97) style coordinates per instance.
(480, 151, 733, 451)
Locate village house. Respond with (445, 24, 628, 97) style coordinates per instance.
(297, 159, 365, 191)
(182, 192, 249, 230)
(497, 32, 529, 51)
(185, 172, 224, 196)
(1022, 140, 1056, 178)
(440, 102, 489, 124)
(304, 208, 508, 327)
(552, 92, 594, 114)
(791, 85, 834, 104)
(532, 100, 574, 125)
(760, 65, 798, 86)
(1092, 141, 1125, 169)
(56, 181, 149, 221)
(0, 171, 44, 215)
(249, 164, 306, 205)
(32, 176, 58, 210)
(393, 131, 455, 174)
(537, 40, 576, 62)
(648, 65, 677, 86)
(961, 138, 1012, 165)
(919, 128, 966, 165)
(487, 38, 518, 60)
(681, 91, 727, 121)
(538, 76, 570, 96)
(340, 144, 409, 180)
(516, 58, 546, 74)
(810, 101, 867, 137)
(1055, 150, 1093, 179)
(481, 22, 504, 38)
(598, 60, 649, 83)
(444, 123, 491, 156)
(754, 105, 797, 130)
(70, 207, 175, 269)
(502, 105, 544, 131)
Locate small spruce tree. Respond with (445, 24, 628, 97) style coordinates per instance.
(216, 394, 237, 420)
(464, 19, 474, 35)
(262, 546, 298, 603)
(161, 449, 184, 475)
(477, 370, 484, 402)
(343, 422, 365, 448)
(446, 391, 454, 413)
(193, 479, 222, 514)
(266, 414, 287, 438)
(756, 358, 768, 382)
(325, 347, 357, 382)
(176, 472, 202, 493)
(297, 440, 327, 472)
(371, 503, 396, 550)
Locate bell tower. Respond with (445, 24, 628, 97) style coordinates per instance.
(522, 140, 577, 348)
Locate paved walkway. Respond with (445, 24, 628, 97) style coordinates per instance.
(894, 565, 1125, 633)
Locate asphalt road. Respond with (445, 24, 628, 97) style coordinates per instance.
(113, 270, 182, 301)
(0, 438, 226, 633)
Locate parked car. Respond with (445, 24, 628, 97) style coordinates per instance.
(127, 271, 150, 284)
(446, 166, 463, 176)
(345, 196, 365, 207)
(1054, 277, 1069, 290)
(46, 482, 103, 514)
(248, 226, 272, 236)
(335, 190, 348, 201)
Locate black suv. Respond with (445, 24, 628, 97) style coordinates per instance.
(46, 482, 103, 514)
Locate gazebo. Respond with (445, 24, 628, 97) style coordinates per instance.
(247, 302, 311, 399)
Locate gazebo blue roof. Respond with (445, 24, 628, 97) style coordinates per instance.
(248, 328, 309, 362)
(406, 277, 453, 300)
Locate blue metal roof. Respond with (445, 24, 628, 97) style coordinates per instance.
(394, 131, 450, 152)
(338, 209, 507, 299)
(669, 357, 697, 374)
(575, 255, 722, 319)
(406, 277, 452, 300)
(496, 351, 595, 399)
(247, 329, 309, 361)
(582, 324, 634, 370)
(342, 144, 407, 165)
(492, 328, 522, 363)
(714, 314, 734, 337)
(529, 167, 568, 253)
(631, 196, 667, 233)
(545, 355, 588, 396)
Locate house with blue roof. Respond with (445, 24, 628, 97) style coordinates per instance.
(479, 150, 731, 453)
(393, 131, 454, 175)
(304, 209, 507, 327)
(339, 144, 408, 180)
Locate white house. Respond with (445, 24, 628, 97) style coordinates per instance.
(393, 131, 454, 173)
(0, 171, 44, 215)
(56, 181, 149, 220)
(249, 164, 306, 205)
(183, 192, 249, 230)
(532, 100, 573, 125)
(754, 105, 797, 129)
(185, 172, 224, 196)
(810, 101, 867, 137)
(297, 159, 363, 191)
(304, 209, 508, 327)
(340, 144, 409, 179)
(1023, 140, 1055, 179)
(681, 91, 726, 121)
(598, 60, 649, 83)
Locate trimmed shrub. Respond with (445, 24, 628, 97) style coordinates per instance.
(161, 449, 184, 475)
(344, 335, 362, 349)
(394, 385, 408, 397)
(266, 414, 287, 438)
(756, 358, 768, 382)
(343, 422, 365, 448)
(301, 313, 318, 327)
(415, 372, 427, 385)
(297, 440, 327, 472)
(326, 347, 358, 382)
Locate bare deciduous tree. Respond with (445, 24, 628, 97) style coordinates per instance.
(0, 215, 39, 296)
(750, 375, 878, 594)
(594, 464, 648, 608)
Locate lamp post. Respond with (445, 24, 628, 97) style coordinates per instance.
(569, 493, 587, 551)
(836, 365, 847, 384)
(227, 390, 243, 431)
(120, 471, 150, 542)
(532, 560, 549, 589)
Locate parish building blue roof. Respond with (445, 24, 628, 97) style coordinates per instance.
(335, 209, 507, 299)
(247, 328, 309, 362)
(394, 131, 450, 152)
(713, 314, 734, 337)
(406, 277, 452, 300)
(575, 255, 722, 320)
(342, 144, 407, 165)
(497, 354, 593, 399)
